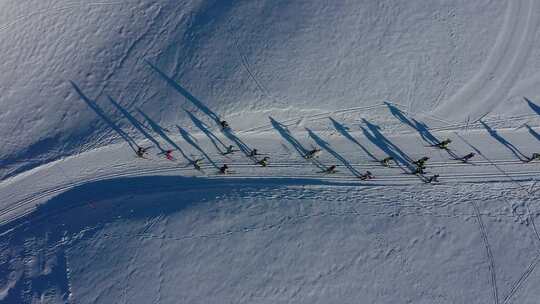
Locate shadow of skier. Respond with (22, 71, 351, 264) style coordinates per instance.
(269, 116, 325, 170)
(185, 110, 228, 154)
(107, 96, 166, 153)
(177, 125, 218, 168)
(480, 120, 529, 162)
(525, 97, 540, 116)
(136, 109, 193, 162)
(147, 61, 254, 157)
(525, 124, 540, 142)
(146, 60, 221, 126)
(329, 117, 379, 162)
(384, 101, 440, 146)
(360, 119, 415, 173)
(70, 82, 138, 152)
(306, 128, 363, 177)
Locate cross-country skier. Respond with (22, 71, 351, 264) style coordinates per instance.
(223, 145, 236, 155)
(305, 148, 322, 159)
(136, 146, 150, 158)
(219, 164, 229, 174)
(220, 120, 230, 130)
(458, 152, 475, 162)
(527, 153, 540, 162)
(425, 174, 440, 183)
(413, 166, 425, 175)
(193, 158, 203, 170)
(413, 157, 429, 168)
(165, 150, 174, 161)
(381, 156, 394, 167)
(249, 149, 259, 157)
(435, 139, 452, 149)
(258, 157, 269, 167)
(358, 170, 374, 180)
(324, 165, 337, 174)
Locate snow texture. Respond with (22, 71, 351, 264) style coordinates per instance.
(2, 0, 540, 303)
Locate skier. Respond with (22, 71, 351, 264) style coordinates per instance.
(325, 165, 337, 174)
(223, 145, 236, 155)
(527, 153, 540, 162)
(358, 171, 374, 180)
(425, 174, 440, 183)
(249, 149, 259, 157)
(136, 146, 150, 158)
(413, 157, 429, 168)
(458, 152, 475, 163)
(193, 158, 203, 170)
(413, 166, 425, 175)
(220, 120, 230, 130)
(258, 157, 269, 167)
(165, 150, 174, 161)
(381, 156, 394, 167)
(219, 164, 229, 174)
(324, 165, 337, 174)
(434, 139, 452, 149)
(305, 148, 322, 159)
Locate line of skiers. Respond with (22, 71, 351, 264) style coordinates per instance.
(136, 123, 540, 182)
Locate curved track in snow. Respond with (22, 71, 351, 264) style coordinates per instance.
(434, 0, 539, 123)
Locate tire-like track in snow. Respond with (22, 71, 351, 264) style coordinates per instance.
(472, 200, 499, 304)
(503, 252, 540, 304)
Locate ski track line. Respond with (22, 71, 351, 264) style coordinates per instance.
(502, 252, 540, 304)
(472, 201, 499, 304)
(434, 0, 531, 122)
(1, 168, 538, 228)
(237, 104, 538, 137)
(233, 33, 281, 106)
(1, 158, 539, 226)
(0, 153, 535, 207)
(237, 104, 387, 134)
(238, 101, 455, 135)
(0, 2, 128, 33)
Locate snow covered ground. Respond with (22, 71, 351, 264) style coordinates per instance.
(2, 0, 540, 303)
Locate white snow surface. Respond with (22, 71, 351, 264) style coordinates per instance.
(2, 0, 540, 303)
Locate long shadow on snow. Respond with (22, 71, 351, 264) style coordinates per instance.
(177, 125, 218, 168)
(0, 173, 365, 301)
(146, 61, 221, 126)
(185, 110, 228, 154)
(136, 109, 193, 163)
(147, 61, 254, 156)
(384, 102, 440, 146)
(306, 128, 363, 177)
(384, 102, 462, 159)
(329, 117, 379, 162)
(480, 120, 529, 162)
(360, 119, 415, 172)
(221, 127, 254, 157)
(71, 82, 138, 152)
(106, 95, 166, 153)
(525, 97, 540, 116)
(525, 124, 540, 142)
(269, 117, 325, 170)
(1, 175, 362, 236)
